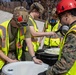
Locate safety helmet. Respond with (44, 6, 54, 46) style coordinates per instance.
(13, 6, 29, 23)
(56, 0, 76, 14)
(30, 2, 44, 14)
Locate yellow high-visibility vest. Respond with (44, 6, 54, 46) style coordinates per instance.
(59, 25, 76, 75)
(44, 20, 60, 47)
(26, 16, 40, 52)
(0, 20, 25, 69)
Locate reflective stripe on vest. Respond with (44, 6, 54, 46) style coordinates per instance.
(29, 16, 38, 32)
(26, 16, 39, 51)
(44, 21, 60, 46)
(16, 27, 25, 60)
(59, 25, 76, 75)
(0, 20, 10, 69)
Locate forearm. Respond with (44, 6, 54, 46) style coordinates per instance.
(31, 31, 52, 37)
(25, 38, 43, 64)
(46, 55, 74, 75)
(0, 50, 13, 62)
(46, 33, 76, 75)
(33, 27, 47, 37)
(25, 38, 35, 57)
(29, 26, 55, 37)
(46, 50, 75, 75)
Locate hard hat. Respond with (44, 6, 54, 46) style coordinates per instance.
(13, 6, 29, 22)
(30, 2, 44, 14)
(56, 0, 76, 14)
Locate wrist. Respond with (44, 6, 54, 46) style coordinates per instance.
(32, 56, 36, 60)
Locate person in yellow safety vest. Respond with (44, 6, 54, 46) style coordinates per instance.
(40, 8, 62, 49)
(25, 2, 57, 61)
(43, 19, 61, 47)
(38, 0, 76, 75)
(0, 6, 43, 75)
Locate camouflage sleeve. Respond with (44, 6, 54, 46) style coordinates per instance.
(46, 33, 76, 75)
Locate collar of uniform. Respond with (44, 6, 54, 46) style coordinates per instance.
(29, 15, 36, 24)
(29, 15, 33, 19)
(10, 19, 19, 28)
(69, 20, 76, 29)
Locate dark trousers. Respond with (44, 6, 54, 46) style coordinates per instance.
(25, 51, 32, 61)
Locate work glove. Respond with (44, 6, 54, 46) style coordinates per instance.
(38, 71, 46, 75)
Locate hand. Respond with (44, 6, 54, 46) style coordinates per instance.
(49, 32, 57, 36)
(47, 32, 58, 38)
(46, 32, 56, 36)
(8, 59, 18, 63)
(38, 71, 46, 75)
(33, 57, 43, 64)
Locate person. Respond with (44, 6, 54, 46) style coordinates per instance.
(0, 6, 43, 75)
(26, 0, 34, 10)
(38, 0, 76, 75)
(25, 2, 56, 60)
(39, 7, 61, 49)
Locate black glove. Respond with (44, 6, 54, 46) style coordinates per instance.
(38, 71, 46, 75)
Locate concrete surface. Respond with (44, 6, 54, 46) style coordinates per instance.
(0, 10, 13, 23)
(0, 10, 44, 49)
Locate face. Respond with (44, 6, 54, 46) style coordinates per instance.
(58, 13, 70, 36)
(58, 13, 69, 25)
(15, 11, 28, 28)
(34, 11, 40, 19)
(52, 15, 58, 21)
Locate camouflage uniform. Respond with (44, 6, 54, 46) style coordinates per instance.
(46, 22, 76, 75)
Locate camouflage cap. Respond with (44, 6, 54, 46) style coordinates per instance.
(30, 2, 44, 14)
(13, 6, 29, 22)
(14, 6, 26, 11)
